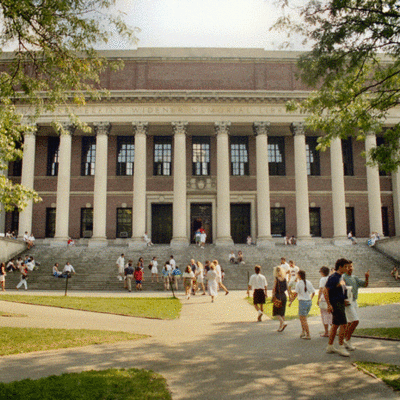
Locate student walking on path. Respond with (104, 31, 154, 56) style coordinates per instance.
(247, 265, 268, 322)
(272, 266, 289, 332)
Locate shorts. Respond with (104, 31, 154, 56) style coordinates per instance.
(298, 300, 312, 316)
(332, 302, 347, 326)
(253, 289, 266, 305)
(0, 275, 4, 282)
(345, 300, 359, 323)
(135, 280, 142, 284)
(320, 308, 332, 325)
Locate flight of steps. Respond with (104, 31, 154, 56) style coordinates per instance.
(4, 241, 400, 292)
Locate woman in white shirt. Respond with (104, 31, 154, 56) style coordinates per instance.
(289, 270, 316, 340)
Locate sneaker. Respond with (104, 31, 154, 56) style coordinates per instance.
(337, 345, 350, 357)
(257, 311, 263, 322)
(300, 332, 306, 338)
(301, 335, 311, 340)
(344, 339, 356, 351)
(326, 344, 336, 354)
(118, 276, 122, 281)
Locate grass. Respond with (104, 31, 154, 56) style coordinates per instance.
(0, 368, 172, 399)
(246, 292, 400, 320)
(354, 327, 400, 340)
(355, 362, 400, 391)
(0, 310, 26, 317)
(0, 295, 182, 320)
(0, 327, 146, 356)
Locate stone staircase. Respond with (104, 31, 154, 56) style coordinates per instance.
(4, 241, 400, 292)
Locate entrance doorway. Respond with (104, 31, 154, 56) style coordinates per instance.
(231, 203, 251, 243)
(190, 203, 212, 244)
(151, 204, 172, 244)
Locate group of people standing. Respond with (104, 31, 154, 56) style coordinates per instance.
(247, 257, 369, 357)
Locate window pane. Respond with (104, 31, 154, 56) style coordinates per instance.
(117, 137, 135, 176)
(342, 137, 354, 176)
(81, 137, 96, 176)
(47, 137, 60, 176)
(117, 208, 132, 238)
(153, 136, 172, 176)
(268, 137, 285, 176)
(230, 136, 249, 176)
(192, 137, 210, 176)
(306, 137, 320, 176)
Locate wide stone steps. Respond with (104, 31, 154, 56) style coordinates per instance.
(4, 242, 399, 291)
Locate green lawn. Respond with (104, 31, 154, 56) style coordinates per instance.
(0, 295, 182, 319)
(0, 327, 146, 356)
(355, 362, 400, 391)
(355, 327, 400, 340)
(246, 292, 400, 320)
(0, 368, 172, 400)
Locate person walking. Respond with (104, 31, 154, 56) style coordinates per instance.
(195, 261, 206, 295)
(214, 259, 229, 295)
(150, 256, 159, 283)
(182, 265, 195, 300)
(0, 262, 6, 291)
(343, 261, 369, 351)
(16, 264, 28, 290)
(247, 265, 268, 322)
(272, 266, 289, 332)
(289, 270, 316, 339)
(317, 266, 332, 337)
(207, 263, 218, 303)
(325, 258, 351, 357)
(116, 254, 125, 281)
(134, 265, 143, 291)
(124, 261, 134, 292)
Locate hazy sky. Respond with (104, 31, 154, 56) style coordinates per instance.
(112, 0, 303, 50)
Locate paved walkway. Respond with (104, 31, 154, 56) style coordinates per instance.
(0, 289, 399, 400)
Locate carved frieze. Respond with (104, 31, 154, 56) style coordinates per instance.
(187, 177, 217, 191)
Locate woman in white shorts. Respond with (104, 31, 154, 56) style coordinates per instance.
(195, 261, 206, 295)
(0, 262, 6, 291)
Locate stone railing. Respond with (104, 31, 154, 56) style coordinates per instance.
(0, 237, 27, 261)
(375, 237, 400, 263)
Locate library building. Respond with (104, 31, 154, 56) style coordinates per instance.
(4, 48, 400, 247)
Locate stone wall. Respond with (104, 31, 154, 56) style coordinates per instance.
(0, 238, 26, 262)
(375, 237, 400, 262)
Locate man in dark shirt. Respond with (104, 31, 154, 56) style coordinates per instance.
(324, 258, 350, 357)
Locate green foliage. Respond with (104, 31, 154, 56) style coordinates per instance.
(0, 0, 136, 211)
(275, 0, 400, 172)
(355, 362, 400, 391)
(355, 327, 400, 340)
(0, 295, 182, 319)
(0, 327, 146, 356)
(0, 368, 172, 399)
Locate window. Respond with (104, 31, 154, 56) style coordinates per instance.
(306, 137, 320, 176)
(80, 208, 93, 238)
(116, 208, 132, 238)
(309, 207, 321, 237)
(154, 136, 172, 176)
(346, 207, 355, 236)
(9, 140, 23, 177)
(45, 208, 56, 238)
(117, 136, 134, 176)
(268, 137, 285, 176)
(382, 206, 389, 237)
(192, 136, 210, 176)
(47, 137, 60, 176)
(230, 136, 249, 176)
(341, 138, 354, 176)
(81, 137, 96, 176)
(270, 207, 286, 236)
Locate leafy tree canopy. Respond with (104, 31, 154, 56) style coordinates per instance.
(0, 0, 135, 212)
(275, 0, 400, 172)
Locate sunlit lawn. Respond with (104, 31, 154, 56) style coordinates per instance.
(355, 327, 400, 340)
(355, 362, 400, 391)
(0, 327, 146, 356)
(246, 292, 400, 320)
(0, 368, 172, 399)
(0, 295, 181, 320)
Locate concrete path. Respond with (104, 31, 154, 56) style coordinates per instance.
(0, 289, 399, 400)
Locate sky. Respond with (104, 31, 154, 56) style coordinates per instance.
(111, 0, 304, 50)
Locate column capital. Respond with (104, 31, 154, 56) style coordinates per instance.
(253, 121, 271, 136)
(132, 121, 149, 135)
(214, 121, 231, 135)
(172, 121, 188, 135)
(93, 122, 111, 136)
(59, 122, 76, 135)
(23, 123, 37, 137)
(291, 122, 305, 136)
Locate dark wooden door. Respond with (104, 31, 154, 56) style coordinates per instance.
(151, 204, 172, 244)
(190, 203, 212, 243)
(230, 203, 250, 244)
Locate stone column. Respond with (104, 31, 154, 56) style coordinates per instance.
(365, 132, 383, 235)
(0, 169, 6, 234)
(330, 137, 348, 244)
(18, 126, 37, 238)
(171, 122, 189, 248)
(215, 121, 234, 246)
(291, 122, 312, 243)
(130, 122, 148, 247)
(392, 167, 400, 236)
(253, 122, 273, 246)
(52, 124, 74, 245)
(90, 122, 110, 247)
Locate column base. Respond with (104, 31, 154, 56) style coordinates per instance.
(256, 237, 275, 247)
(215, 237, 234, 247)
(88, 238, 108, 248)
(331, 237, 352, 246)
(296, 237, 315, 246)
(170, 237, 189, 249)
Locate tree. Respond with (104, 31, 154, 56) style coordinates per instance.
(0, 0, 135, 212)
(275, 0, 400, 172)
